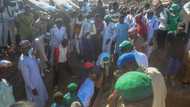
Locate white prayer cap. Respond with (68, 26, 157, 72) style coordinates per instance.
(10, 101, 36, 107)
(71, 101, 82, 107)
(0, 60, 12, 68)
(55, 18, 63, 22)
(19, 40, 31, 48)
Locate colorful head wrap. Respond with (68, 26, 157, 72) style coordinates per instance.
(104, 15, 112, 22)
(111, 13, 120, 22)
(114, 71, 152, 102)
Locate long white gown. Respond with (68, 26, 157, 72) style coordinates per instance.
(18, 54, 48, 107)
(102, 22, 115, 53)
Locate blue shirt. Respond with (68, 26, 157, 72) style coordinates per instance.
(77, 78, 95, 107)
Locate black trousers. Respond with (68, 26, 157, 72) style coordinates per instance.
(53, 62, 73, 87)
(155, 29, 168, 49)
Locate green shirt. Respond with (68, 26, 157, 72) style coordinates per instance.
(16, 13, 34, 40)
(167, 14, 181, 32)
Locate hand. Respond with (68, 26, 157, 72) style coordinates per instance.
(107, 91, 117, 103)
(87, 35, 91, 39)
(85, 32, 90, 37)
(45, 68, 50, 73)
(32, 89, 38, 96)
(106, 39, 111, 45)
(188, 11, 190, 15)
(149, 40, 153, 46)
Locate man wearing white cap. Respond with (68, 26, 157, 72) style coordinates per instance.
(18, 40, 48, 107)
(50, 18, 68, 64)
(50, 18, 68, 48)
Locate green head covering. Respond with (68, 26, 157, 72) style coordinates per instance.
(104, 15, 112, 22)
(119, 40, 133, 52)
(67, 83, 78, 93)
(169, 3, 181, 14)
(114, 71, 152, 102)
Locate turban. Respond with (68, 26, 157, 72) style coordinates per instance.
(67, 83, 78, 93)
(119, 40, 133, 52)
(114, 71, 152, 102)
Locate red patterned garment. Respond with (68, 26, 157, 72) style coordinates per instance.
(135, 15, 148, 39)
(54, 47, 60, 64)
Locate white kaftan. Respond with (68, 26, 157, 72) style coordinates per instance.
(50, 25, 68, 48)
(102, 22, 115, 53)
(50, 25, 68, 64)
(18, 54, 48, 107)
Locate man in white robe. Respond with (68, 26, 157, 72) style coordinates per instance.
(50, 19, 68, 48)
(79, 15, 97, 61)
(102, 15, 115, 54)
(50, 18, 68, 64)
(18, 40, 48, 107)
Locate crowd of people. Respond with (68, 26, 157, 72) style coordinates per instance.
(0, 0, 190, 107)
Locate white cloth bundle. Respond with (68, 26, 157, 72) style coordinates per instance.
(145, 67, 167, 107)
